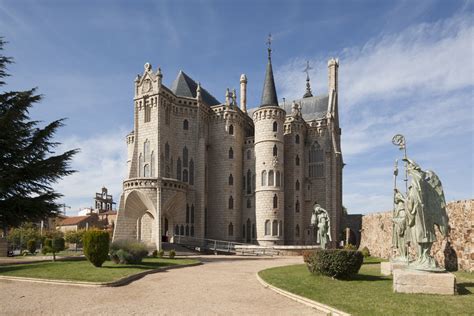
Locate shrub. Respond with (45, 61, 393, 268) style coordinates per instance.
(41, 237, 66, 261)
(360, 246, 371, 257)
(302, 250, 315, 264)
(109, 239, 148, 264)
(158, 249, 164, 258)
(152, 250, 158, 258)
(169, 249, 176, 259)
(83, 230, 110, 267)
(27, 239, 37, 254)
(306, 249, 363, 279)
(344, 243, 357, 250)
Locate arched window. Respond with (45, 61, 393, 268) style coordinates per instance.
(180, 225, 184, 235)
(247, 150, 251, 160)
(144, 164, 150, 177)
(228, 147, 234, 159)
(190, 226, 194, 236)
(183, 146, 188, 167)
(183, 169, 188, 182)
(273, 145, 278, 157)
(228, 222, 234, 236)
(150, 151, 154, 177)
(295, 200, 300, 213)
(295, 180, 300, 191)
(268, 170, 274, 186)
(279, 221, 282, 236)
(247, 198, 251, 208)
(252, 223, 256, 238)
(276, 171, 281, 187)
(295, 134, 300, 144)
(265, 220, 270, 235)
(296, 155, 300, 166)
(228, 196, 234, 209)
(273, 121, 278, 132)
(273, 194, 278, 208)
(139, 154, 144, 177)
(261, 170, 267, 186)
(228, 174, 233, 186)
(191, 205, 195, 224)
(185, 225, 189, 236)
(183, 119, 189, 130)
(272, 220, 278, 236)
(296, 225, 300, 237)
(175, 225, 179, 235)
(165, 142, 170, 161)
(247, 170, 252, 194)
(229, 125, 234, 135)
(144, 104, 151, 122)
(177, 158, 182, 180)
(186, 204, 190, 223)
(189, 159, 194, 185)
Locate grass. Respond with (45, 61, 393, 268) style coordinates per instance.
(259, 259, 474, 315)
(0, 257, 199, 283)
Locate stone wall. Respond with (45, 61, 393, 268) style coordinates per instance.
(359, 199, 473, 272)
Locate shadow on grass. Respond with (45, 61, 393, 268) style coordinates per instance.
(457, 282, 474, 295)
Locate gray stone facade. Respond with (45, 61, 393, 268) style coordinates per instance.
(113, 55, 343, 250)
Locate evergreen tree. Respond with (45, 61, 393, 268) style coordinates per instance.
(0, 38, 79, 234)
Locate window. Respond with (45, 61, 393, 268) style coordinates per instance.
(296, 155, 300, 166)
(180, 225, 184, 235)
(279, 221, 282, 236)
(175, 225, 179, 235)
(228, 196, 234, 209)
(165, 142, 170, 161)
(185, 225, 189, 236)
(228, 147, 234, 159)
(228, 222, 234, 236)
(139, 154, 143, 177)
(268, 170, 274, 186)
(144, 164, 150, 177)
(144, 140, 150, 157)
(189, 159, 194, 185)
(272, 220, 278, 236)
(273, 145, 278, 157)
(191, 205, 195, 224)
(183, 169, 188, 182)
(309, 142, 324, 177)
(295, 180, 300, 191)
(295, 134, 300, 144)
(183, 146, 188, 167)
(177, 158, 182, 180)
(273, 121, 278, 132)
(150, 151, 154, 177)
(228, 174, 233, 186)
(247, 170, 252, 194)
(252, 223, 256, 238)
(247, 198, 251, 208)
(265, 220, 270, 235)
(190, 226, 194, 236)
(144, 104, 151, 122)
(242, 225, 246, 238)
(295, 200, 300, 213)
(183, 119, 189, 130)
(247, 150, 251, 160)
(296, 225, 300, 237)
(229, 125, 234, 135)
(276, 171, 281, 187)
(186, 204, 189, 223)
(261, 170, 267, 186)
(273, 194, 278, 208)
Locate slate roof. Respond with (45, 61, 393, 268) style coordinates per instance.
(260, 56, 278, 107)
(280, 94, 329, 121)
(171, 71, 220, 106)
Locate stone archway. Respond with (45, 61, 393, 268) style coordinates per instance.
(161, 190, 186, 242)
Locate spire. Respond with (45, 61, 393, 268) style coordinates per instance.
(303, 60, 313, 98)
(260, 33, 278, 107)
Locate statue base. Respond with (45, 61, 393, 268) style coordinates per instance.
(393, 269, 456, 295)
(381, 261, 408, 276)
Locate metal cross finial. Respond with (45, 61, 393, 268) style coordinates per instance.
(266, 33, 272, 58)
(303, 60, 313, 79)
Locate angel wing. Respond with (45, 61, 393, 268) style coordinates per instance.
(421, 170, 449, 237)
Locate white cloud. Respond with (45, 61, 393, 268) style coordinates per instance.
(53, 129, 129, 215)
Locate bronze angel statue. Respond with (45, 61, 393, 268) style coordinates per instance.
(403, 158, 450, 271)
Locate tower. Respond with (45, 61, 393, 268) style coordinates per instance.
(253, 41, 286, 245)
(240, 74, 247, 113)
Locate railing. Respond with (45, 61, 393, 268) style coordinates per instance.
(172, 235, 250, 253)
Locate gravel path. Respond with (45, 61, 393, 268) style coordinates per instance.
(0, 255, 322, 315)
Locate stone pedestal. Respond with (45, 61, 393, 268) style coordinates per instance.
(393, 269, 456, 295)
(381, 261, 408, 276)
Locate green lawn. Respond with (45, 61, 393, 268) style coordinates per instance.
(0, 257, 199, 283)
(259, 261, 474, 315)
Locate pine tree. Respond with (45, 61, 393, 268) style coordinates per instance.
(0, 38, 79, 234)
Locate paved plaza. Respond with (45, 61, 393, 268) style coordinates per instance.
(0, 255, 321, 315)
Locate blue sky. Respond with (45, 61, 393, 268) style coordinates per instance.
(1, 0, 473, 215)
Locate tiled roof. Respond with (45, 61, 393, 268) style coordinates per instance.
(60, 216, 90, 226)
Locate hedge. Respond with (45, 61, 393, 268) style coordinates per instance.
(305, 249, 363, 279)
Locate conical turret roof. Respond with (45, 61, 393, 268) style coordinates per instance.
(260, 50, 278, 107)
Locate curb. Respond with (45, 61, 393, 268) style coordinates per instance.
(0, 261, 202, 287)
(256, 272, 350, 316)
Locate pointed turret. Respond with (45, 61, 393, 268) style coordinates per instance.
(260, 36, 278, 107)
